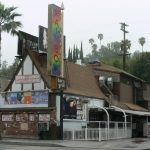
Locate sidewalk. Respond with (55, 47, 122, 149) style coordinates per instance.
(0, 138, 150, 149)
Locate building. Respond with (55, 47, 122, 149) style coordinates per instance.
(0, 49, 150, 140)
(88, 62, 150, 138)
(0, 49, 107, 139)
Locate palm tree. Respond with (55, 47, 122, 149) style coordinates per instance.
(89, 38, 94, 46)
(138, 37, 146, 54)
(125, 39, 131, 51)
(98, 33, 103, 48)
(92, 43, 97, 52)
(0, 2, 22, 66)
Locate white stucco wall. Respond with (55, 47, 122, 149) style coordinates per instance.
(11, 68, 22, 91)
(11, 55, 45, 91)
(34, 66, 45, 90)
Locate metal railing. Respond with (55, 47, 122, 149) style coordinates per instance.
(63, 120, 131, 141)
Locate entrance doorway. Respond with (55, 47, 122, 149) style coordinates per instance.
(132, 115, 146, 137)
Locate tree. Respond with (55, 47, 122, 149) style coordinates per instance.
(98, 33, 103, 48)
(92, 44, 98, 52)
(89, 38, 94, 46)
(75, 45, 79, 60)
(120, 39, 131, 70)
(73, 47, 76, 63)
(0, 2, 22, 66)
(138, 37, 146, 54)
(68, 47, 71, 61)
(130, 52, 150, 83)
(80, 41, 84, 63)
(70, 49, 73, 62)
(0, 58, 19, 79)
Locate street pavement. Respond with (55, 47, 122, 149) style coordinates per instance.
(0, 137, 150, 150)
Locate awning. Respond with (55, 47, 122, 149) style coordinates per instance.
(114, 108, 150, 116)
(124, 109, 150, 116)
(112, 102, 150, 116)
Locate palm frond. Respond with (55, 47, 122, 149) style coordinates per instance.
(0, 2, 22, 34)
(2, 21, 22, 35)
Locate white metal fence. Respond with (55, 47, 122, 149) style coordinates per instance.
(63, 120, 132, 141)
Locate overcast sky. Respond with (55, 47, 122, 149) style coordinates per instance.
(1, 0, 150, 65)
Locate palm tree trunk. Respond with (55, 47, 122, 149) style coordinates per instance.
(142, 46, 143, 59)
(100, 40, 101, 49)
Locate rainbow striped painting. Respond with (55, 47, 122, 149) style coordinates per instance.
(48, 4, 62, 76)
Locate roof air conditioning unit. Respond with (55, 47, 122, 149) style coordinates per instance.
(99, 76, 106, 87)
(107, 77, 113, 90)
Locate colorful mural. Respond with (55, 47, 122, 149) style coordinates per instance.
(1, 90, 49, 108)
(48, 4, 62, 76)
(32, 90, 49, 104)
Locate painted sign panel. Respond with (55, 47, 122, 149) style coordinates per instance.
(63, 97, 77, 119)
(0, 90, 49, 108)
(32, 90, 49, 104)
(48, 4, 62, 76)
(16, 114, 28, 122)
(6, 92, 18, 104)
(2, 114, 13, 121)
(15, 74, 41, 84)
(17, 31, 38, 56)
(23, 91, 32, 104)
(39, 114, 50, 121)
(38, 25, 48, 52)
(6, 91, 32, 104)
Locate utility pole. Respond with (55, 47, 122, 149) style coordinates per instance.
(120, 23, 129, 70)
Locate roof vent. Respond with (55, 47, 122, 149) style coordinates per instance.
(76, 59, 82, 65)
(89, 58, 101, 64)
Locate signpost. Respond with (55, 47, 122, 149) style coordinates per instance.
(48, 3, 65, 140)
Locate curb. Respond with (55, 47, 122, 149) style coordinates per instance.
(0, 140, 66, 147)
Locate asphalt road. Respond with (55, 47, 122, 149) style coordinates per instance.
(1, 144, 150, 150)
(0, 144, 102, 150)
(0, 144, 97, 150)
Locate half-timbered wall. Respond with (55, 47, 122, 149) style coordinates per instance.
(11, 55, 45, 91)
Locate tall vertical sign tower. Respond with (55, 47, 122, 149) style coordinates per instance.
(47, 4, 64, 140)
(47, 4, 62, 77)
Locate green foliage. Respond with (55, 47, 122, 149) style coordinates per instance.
(85, 41, 121, 65)
(129, 52, 150, 83)
(68, 42, 84, 64)
(0, 2, 22, 35)
(98, 33, 103, 48)
(80, 41, 84, 63)
(0, 2, 22, 66)
(73, 45, 76, 63)
(0, 58, 19, 79)
(68, 48, 71, 61)
(138, 37, 146, 47)
(89, 38, 94, 45)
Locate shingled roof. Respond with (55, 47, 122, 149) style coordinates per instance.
(64, 61, 107, 99)
(88, 63, 145, 82)
(5, 50, 108, 101)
